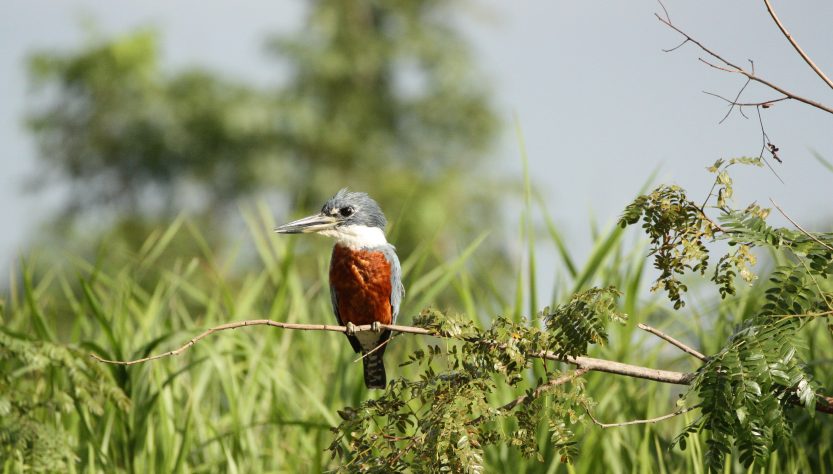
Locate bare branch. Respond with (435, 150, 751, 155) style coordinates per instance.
(659, 4, 810, 182)
(91, 319, 696, 384)
(562, 352, 693, 384)
(638, 323, 708, 361)
(89, 320, 433, 366)
(763, 0, 833, 90)
(656, 12, 833, 116)
(585, 404, 699, 428)
(703, 92, 790, 110)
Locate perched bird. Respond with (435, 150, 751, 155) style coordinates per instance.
(275, 189, 404, 389)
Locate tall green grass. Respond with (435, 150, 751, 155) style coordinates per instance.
(3, 194, 833, 472)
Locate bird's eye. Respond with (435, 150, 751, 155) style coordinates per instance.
(340, 206, 354, 217)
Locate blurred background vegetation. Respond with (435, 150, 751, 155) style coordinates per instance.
(24, 0, 501, 263)
(2, 0, 832, 472)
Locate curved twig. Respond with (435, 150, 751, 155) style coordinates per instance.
(585, 404, 699, 428)
(638, 323, 708, 361)
(90, 319, 695, 384)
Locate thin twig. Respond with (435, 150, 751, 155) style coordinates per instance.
(697, 58, 738, 74)
(89, 320, 432, 366)
(698, 208, 729, 234)
(716, 77, 752, 124)
(756, 104, 773, 161)
(584, 404, 699, 428)
(763, 0, 833, 90)
(389, 435, 419, 466)
(700, 176, 720, 212)
(353, 333, 398, 363)
(775, 309, 833, 320)
(468, 369, 590, 426)
(770, 198, 833, 251)
(663, 38, 689, 53)
(703, 91, 790, 112)
(703, 85, 797, 167)
(498, 368, 590, 413)
(657, 0, 671, 23)
(638, 323, 708, 361)
(755, 106, 785, 181)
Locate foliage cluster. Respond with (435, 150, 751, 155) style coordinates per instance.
(330, 289, 624, 472)
(618, 158, 766, 308)
(619, 158, 833, 471)
(0, 331, 128, 471)
(27, 31, 274, 216)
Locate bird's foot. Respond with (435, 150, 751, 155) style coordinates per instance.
(345, 322, 358, 336)
(370, 321, 382, 333)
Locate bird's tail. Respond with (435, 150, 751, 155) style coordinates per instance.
(362, 350, 387, 389)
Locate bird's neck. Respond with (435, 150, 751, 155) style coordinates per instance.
(321, 225, 388, 250)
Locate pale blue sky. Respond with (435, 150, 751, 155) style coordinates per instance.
(2, 1, 831, 298)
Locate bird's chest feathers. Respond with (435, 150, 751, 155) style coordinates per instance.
(330, 245, 393, 326)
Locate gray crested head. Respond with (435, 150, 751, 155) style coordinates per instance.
(322, 188, 387, 230)
(274, 188, 390, 246)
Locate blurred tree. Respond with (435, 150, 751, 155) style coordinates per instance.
(26, 0, 501, 259)
(27, 30, 279, 220)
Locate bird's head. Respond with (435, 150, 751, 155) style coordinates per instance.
(275, 188, 388, 248)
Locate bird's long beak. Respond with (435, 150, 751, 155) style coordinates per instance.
(274, 213, 338, 234)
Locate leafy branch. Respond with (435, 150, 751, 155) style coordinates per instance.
(618, 156, 833, 469)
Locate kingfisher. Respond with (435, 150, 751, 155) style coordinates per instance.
(275, 189, 404, 389)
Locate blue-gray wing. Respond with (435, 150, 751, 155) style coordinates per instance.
(381, 245, 404, 325)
